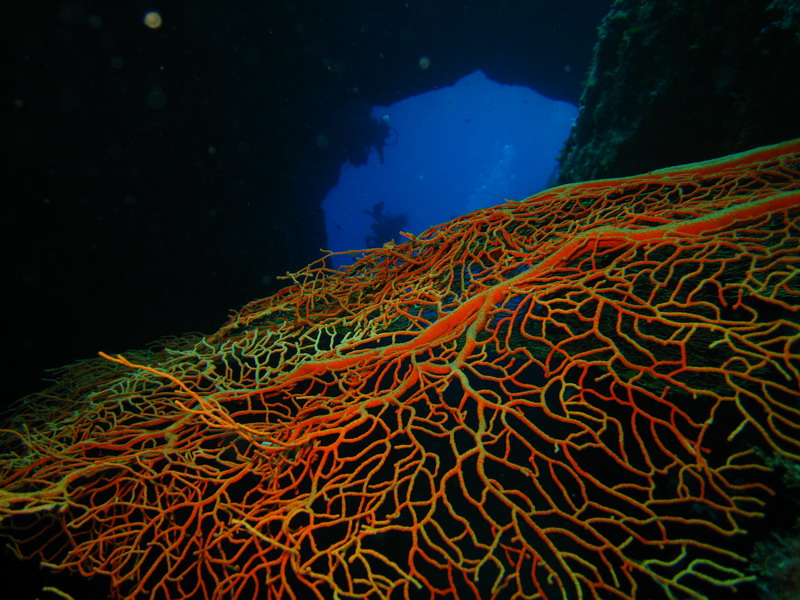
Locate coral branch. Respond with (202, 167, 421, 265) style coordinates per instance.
(2, 139, 800, 599)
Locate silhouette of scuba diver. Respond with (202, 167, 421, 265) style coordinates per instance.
(333, 101, 392, 167)
(364, 201, 408, 248)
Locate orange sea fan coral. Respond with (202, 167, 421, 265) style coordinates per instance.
(1, 139, 799, 600)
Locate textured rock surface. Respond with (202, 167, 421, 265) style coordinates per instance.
(559, 0, 800, 183)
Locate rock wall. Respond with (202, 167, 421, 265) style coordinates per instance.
(559, 0, 800, 183)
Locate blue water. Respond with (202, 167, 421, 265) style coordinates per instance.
(322, 70, 577, 267)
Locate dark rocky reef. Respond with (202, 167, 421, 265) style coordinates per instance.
(559, 0, 800, 183)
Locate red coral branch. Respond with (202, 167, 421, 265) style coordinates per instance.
(2, 139, 800, 599)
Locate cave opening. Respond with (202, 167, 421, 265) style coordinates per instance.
(321, 70, 577, 268)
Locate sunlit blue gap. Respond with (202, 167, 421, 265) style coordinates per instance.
(322, 70, 577, 269)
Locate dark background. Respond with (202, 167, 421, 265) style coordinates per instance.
(3, 0, 609, 404)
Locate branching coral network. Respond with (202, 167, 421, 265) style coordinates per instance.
(1, 139, 799, 600)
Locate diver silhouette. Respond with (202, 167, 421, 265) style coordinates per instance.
(364, 201, 408, 247)
(331, 101, 392, 167)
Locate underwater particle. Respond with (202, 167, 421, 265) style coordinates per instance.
(316, 134, 330, 149)
(322, 58, 347, 74)
(418, 55, 431, 70)
(143, 11, 162, 29)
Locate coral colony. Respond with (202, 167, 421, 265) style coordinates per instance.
(1, 140, 799, 599)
